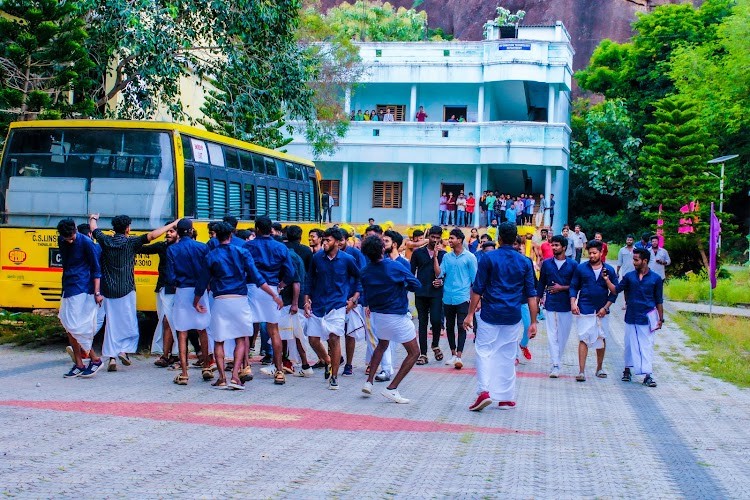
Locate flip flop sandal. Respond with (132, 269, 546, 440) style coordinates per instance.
(274, 370, 286, 385)
(202, 368, 215, 381)
(211, 379, 228, 389)
(596, 370, 608, 378)
(118, 353, 131, 366)
(173, 374, 188, 385)
(228, 379, 245, 391)
(416, 355, 428, 365)
(432, 347, 444, 361)
(239, 367, 254, 383)
(154, 356, 170, 368)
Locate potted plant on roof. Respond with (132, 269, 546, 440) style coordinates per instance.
(483, 6, 525, 40)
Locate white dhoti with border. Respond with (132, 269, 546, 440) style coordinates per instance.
(365, 313, 393, 375)
(172, 287, 210, 332)
(247, 284, 281, 324)
(576, 314, 609, 349)
(625, 323, 654, 376)
(210, 296, 253, 343)
(475, 315, 522, 402)
(307, 307, 346, 341)
(345, 305, 367, 340)
(58, 293, 98, 351)
(279, 305, 304, 341)
(545, 310, 573, 367)
(151, 290, 176, 355)
(102, 291, 139, 358)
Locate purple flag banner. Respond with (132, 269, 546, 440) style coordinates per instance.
(709, 203, 721, 289)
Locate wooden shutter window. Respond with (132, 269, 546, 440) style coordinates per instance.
(372, 181, 402, 209)
(320, 179, 340, 206)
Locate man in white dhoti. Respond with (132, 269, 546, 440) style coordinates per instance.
(607, 248, 664, 388)
(57, 219, 104, 378)
(463, 222, 538, 411)
(166, 218, 212, 385)
(360, 236, 422, 403)
(243, 216, 297, 385)
(304, 227, 361, 390)
(90, 214, 176, 373)
(140, 225, 178, 366)
(569, 240, 619, 382)
(536, 235, 577, 378)
(195, 222, 280, 389)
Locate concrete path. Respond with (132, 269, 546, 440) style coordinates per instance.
(1, 302, 749, 498)
(666, 300, 750, 318)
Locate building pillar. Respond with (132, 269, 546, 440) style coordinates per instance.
(478, 84, 485, 122)
(544, 167, 553, 227)
(548, 85, 558, 123)
(341, 163, 350, 223)
(345, 86, 352, 115)
(407, 164, 415, 224)
(409, 84, 417, 122)
(474, 164, 482, 228)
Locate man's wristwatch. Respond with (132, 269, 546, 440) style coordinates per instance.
(95, 292, 102, 297)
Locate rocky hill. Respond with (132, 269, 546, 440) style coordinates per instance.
(318, 0, 700, 75)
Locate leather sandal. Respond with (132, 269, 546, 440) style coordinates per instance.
(173, 374, 188, 385)
(274, 370, 286, 385)
(416, 354, 428, 365)
(432, 347, 444, 361)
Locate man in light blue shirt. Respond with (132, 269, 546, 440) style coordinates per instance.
(438, 229, 478, 369)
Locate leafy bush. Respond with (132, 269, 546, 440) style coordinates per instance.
(664, 234, 707, 277)
(665, 268, 750, 306)
(0, 310, 66, 346)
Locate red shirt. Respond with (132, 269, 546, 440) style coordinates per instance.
(416, 111, 427, 122)
(601, 241, 608, 262)
(540, 241, 553, 260)
(466, 197, 476, 213)
(446, 196, 456, 211)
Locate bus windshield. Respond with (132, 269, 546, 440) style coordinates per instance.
(1, 128, 175, 229)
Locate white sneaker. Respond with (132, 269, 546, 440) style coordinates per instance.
(549, 366, 560, 378)
(294, 367, 314, 377)
(259, 366, 275, 377)
(445, 355, 456, 365)
(362, 381, 373, 395)
(454, 357, 463, 369)
(381, 388, 410, 404)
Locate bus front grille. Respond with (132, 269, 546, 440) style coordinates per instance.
(38, 287, 62, 302)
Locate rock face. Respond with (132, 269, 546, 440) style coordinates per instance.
(318, 0, 699, 74)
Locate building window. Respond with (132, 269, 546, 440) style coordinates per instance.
(320, 179, 340, 206)
(376, 105, 406, 121)
(372, 181, 402, 209)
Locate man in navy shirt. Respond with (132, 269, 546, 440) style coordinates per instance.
(360, 236, 422, 403)
(304, 227, 361, 390)
(206, 215, 246, 250)
(464, 222, 538, 411)
(537, 235, 577, 378)
(57, 219, 103, 378)
(244, 216, 296, 386)
(166, 218, 211, 385)
(570, 240, 619, 382)
(607, 248, 664, 387)
(195, 222, 279, 390)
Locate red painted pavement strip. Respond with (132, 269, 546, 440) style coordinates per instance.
(417, 366, 573, 379)
(0, 400, 542, 436)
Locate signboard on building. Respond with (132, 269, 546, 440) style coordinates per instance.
(498, 42, 531, 51)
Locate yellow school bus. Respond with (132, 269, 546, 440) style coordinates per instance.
(0, 120, 321, 311)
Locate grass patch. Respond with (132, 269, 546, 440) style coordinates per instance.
(665, 269, 750, 306)
(0, 310, 66, 346)
(672, 312, 750, 388)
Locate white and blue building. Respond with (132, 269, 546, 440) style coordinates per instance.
(286, 23, 573, 232)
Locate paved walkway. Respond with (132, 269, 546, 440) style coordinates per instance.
(666, 300, 750, 318)
(1, 302, 750, 498)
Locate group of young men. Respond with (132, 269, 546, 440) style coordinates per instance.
(56, 212, 665, 411)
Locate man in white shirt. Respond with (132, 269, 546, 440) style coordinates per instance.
(647, 235, 671, 280)
(616, 234, 636, 278)
(572, 225, 587, 263)
(383, 108, 395, 122)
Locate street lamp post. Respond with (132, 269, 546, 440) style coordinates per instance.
(705, 154, 739, 256)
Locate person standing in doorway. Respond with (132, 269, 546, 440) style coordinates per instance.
(446, 192, 456, 226)
(438, 192, 448, 226)
(456, 191, 467, 227)
(383, 108, 395, 122)
(466, 192, 476, 227)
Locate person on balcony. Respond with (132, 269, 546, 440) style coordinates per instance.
(383, 108, 395, 122)
(370, 109, 379, 121)
(416, 106, 428, 122)
(354, 110, 364, 121)
(363, 110, 371, 121)
(447, 115, 458, 123)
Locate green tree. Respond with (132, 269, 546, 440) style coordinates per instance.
(570, 99, 642, 208)
(0, 0, 95, 137)
(638, 95, 716, 267)
(322, 1, 430, 42)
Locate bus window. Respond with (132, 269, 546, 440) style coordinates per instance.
(256, 186, 267, 216)
(1, 128, 175, 229)
(224, 147, 241, 171)
(251, 153, 266, 174)
(196, 178, 211, 219)
(181, 135, 193, 161)
(279, 189, 289, 221)
(184, 166, 196, 217)
(268, 187, 279, 220)
(212, 179, 227, 217)
(289, 190, 298, 221)
(228, 182, 242, 217)
(275, 159, 287, 179)
(239, 151, 254, 172)
(244, 183, 255, 219)
(264, 157, 277, 176)
(206, 143, 225, 167)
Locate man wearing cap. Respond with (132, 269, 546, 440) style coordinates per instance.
(89, 214, 177, 373)
(243, 216, 296, 385)
(464, 222, 538, 411)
